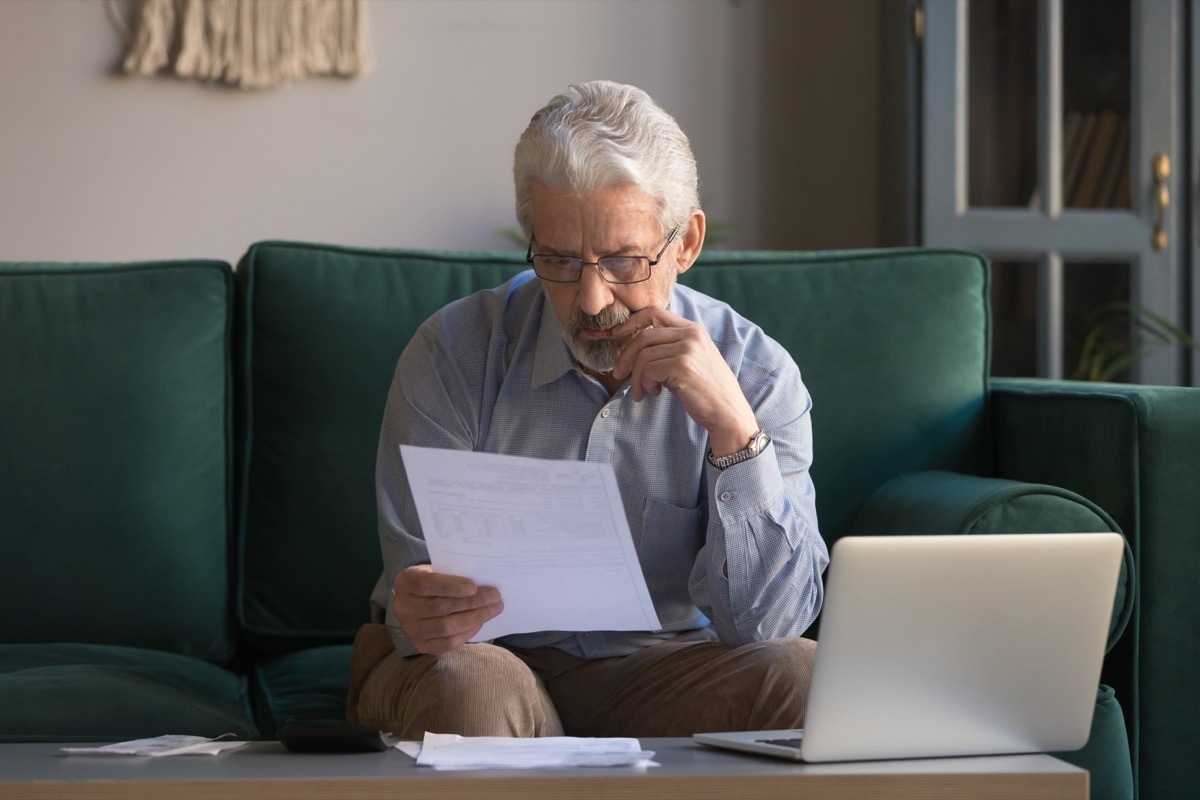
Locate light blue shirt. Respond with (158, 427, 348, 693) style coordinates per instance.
(371, 270, 827, 658)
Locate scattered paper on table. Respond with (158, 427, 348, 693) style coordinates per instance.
(393, 740, 422, 758)
(401, 446, 661, 640)
(409, 732, 658, 770)
(62, 734, 249, 756)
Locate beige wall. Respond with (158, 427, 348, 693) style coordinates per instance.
(0, 0, 888, 265)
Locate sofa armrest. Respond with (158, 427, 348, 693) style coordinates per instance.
(990, 377, 1200, 800)
(847, 469, 1133, 651)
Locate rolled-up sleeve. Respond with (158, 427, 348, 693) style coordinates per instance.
(688, 357, 827, 646)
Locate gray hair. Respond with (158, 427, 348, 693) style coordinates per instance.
(513, 81, 700, 239)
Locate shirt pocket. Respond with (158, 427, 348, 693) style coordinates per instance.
(639, 498, 705, 624)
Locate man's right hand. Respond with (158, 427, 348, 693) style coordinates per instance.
(391, 565, 504, 656)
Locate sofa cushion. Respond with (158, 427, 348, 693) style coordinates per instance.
(848, 470, 1134, 650)
(0, 261, 235, 661)
(251, 644, 353, 738)
(0, 644, 256, 742)
(235, 242, 527, 652)
(681, 248, 991, 538)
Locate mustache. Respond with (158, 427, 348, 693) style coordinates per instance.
(568, 305, 630, 333)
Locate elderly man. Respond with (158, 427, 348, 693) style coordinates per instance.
(348, 81, 828, 738)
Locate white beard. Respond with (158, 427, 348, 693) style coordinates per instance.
(563, 305, 632, 373)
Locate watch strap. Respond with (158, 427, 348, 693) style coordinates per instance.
(707, 428, 770, 470)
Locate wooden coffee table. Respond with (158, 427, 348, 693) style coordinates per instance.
(0, 738, 1087, 799)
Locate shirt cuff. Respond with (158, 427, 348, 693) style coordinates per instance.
(706, 440, 784, 522)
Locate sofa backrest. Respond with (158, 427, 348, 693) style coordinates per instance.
(235, 242, 991, 653)
(0, 261, 236, 662)
(680, 248, 992, 536)
(234, 243, 527, 653)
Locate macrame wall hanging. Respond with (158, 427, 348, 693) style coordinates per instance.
(113, 0, 374, 90)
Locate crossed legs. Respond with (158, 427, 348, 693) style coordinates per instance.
(347, 623, 816, 738)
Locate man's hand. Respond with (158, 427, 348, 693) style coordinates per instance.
(608, 306, 759, 456)
(392, 565, 503, 656)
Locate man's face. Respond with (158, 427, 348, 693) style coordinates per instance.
(530, 182, 681, 375)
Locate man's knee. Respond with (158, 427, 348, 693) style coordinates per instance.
(352, 641, 562, 737)
(753, 636, 818, 686)
(737, 637, 818, 727)
(422, 644, 544, 711)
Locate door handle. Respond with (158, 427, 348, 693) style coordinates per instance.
(1152, 153, 1169, 251)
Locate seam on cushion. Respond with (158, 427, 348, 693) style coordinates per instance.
(241, 240, 528, 267)
(242, 241, 986, 271)
(219, 263, 237, 666)
(980, 256, 994, 467)
(235, 670, 261, 739)
(960, 483, 1118, 534)
(249, 662, 279, 738)
(0, 260, 232, 278)
(233, 246, 259, 650)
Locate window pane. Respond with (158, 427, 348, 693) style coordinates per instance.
(968, 0, 1039, 208)
(1065, 261, 1132, 381)
(990, 261, 1039, 377)
(1062, 0, 1131, 209)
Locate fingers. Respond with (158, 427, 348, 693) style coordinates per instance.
(392, 565, 504, 656)
(607, 305, 684, 340)
(618, 333, 689, 402)
(611, 315, 702, 399)
(609, 307, 694, 384)
(609, 316, 758, 436)
(410, 603, 505, 657)
(397, 564, 481, 599)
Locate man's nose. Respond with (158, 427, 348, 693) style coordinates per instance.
(576, 262, 615, 316)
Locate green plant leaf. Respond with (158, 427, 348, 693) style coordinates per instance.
(1072, 300, 1197, 382)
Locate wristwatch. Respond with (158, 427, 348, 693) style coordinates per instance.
(707, 428, 771, 470)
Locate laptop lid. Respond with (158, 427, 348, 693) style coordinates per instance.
(695, 532, 1123, 763)
(802, 532, 1122, 762)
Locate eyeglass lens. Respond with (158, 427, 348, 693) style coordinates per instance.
(532, 256, 649, 283)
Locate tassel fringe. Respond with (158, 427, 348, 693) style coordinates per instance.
(119, 0, 373, 90)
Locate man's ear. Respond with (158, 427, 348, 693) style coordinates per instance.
(675, 210, 706, 275)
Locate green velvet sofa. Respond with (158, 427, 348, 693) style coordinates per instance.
(1, 242, 1193, 799)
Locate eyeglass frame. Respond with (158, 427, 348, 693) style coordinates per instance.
(526, 227, 680, 285)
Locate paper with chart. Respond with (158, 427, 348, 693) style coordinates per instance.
(400, 445, 661, 641)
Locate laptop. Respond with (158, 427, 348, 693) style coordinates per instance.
(694, 532, 1124, 762)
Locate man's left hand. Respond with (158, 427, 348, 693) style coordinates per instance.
(608, 305, 759, 456)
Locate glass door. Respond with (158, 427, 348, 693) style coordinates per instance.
(923, 0, 1185, 385)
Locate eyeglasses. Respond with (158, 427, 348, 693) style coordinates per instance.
(526, 228, 679, 284)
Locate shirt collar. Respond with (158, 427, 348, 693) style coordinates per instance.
(531, 290, 576, 389)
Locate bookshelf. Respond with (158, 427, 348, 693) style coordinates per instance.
(922, 0, 1186, 388)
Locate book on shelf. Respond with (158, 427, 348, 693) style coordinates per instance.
(1062, 109, 1097, 206)
(1031, 109, 1130, 210)
(1095, 114, 1130, 209)
(1070, 109, 1121, 208)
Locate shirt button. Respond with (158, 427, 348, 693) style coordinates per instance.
(720, 491, 734, 502)
(600, 407, 611, 418)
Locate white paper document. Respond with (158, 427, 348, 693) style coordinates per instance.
(61, 734, 248, 757)
(400, 445, 661, 641)
(411, 732, 658, 770)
